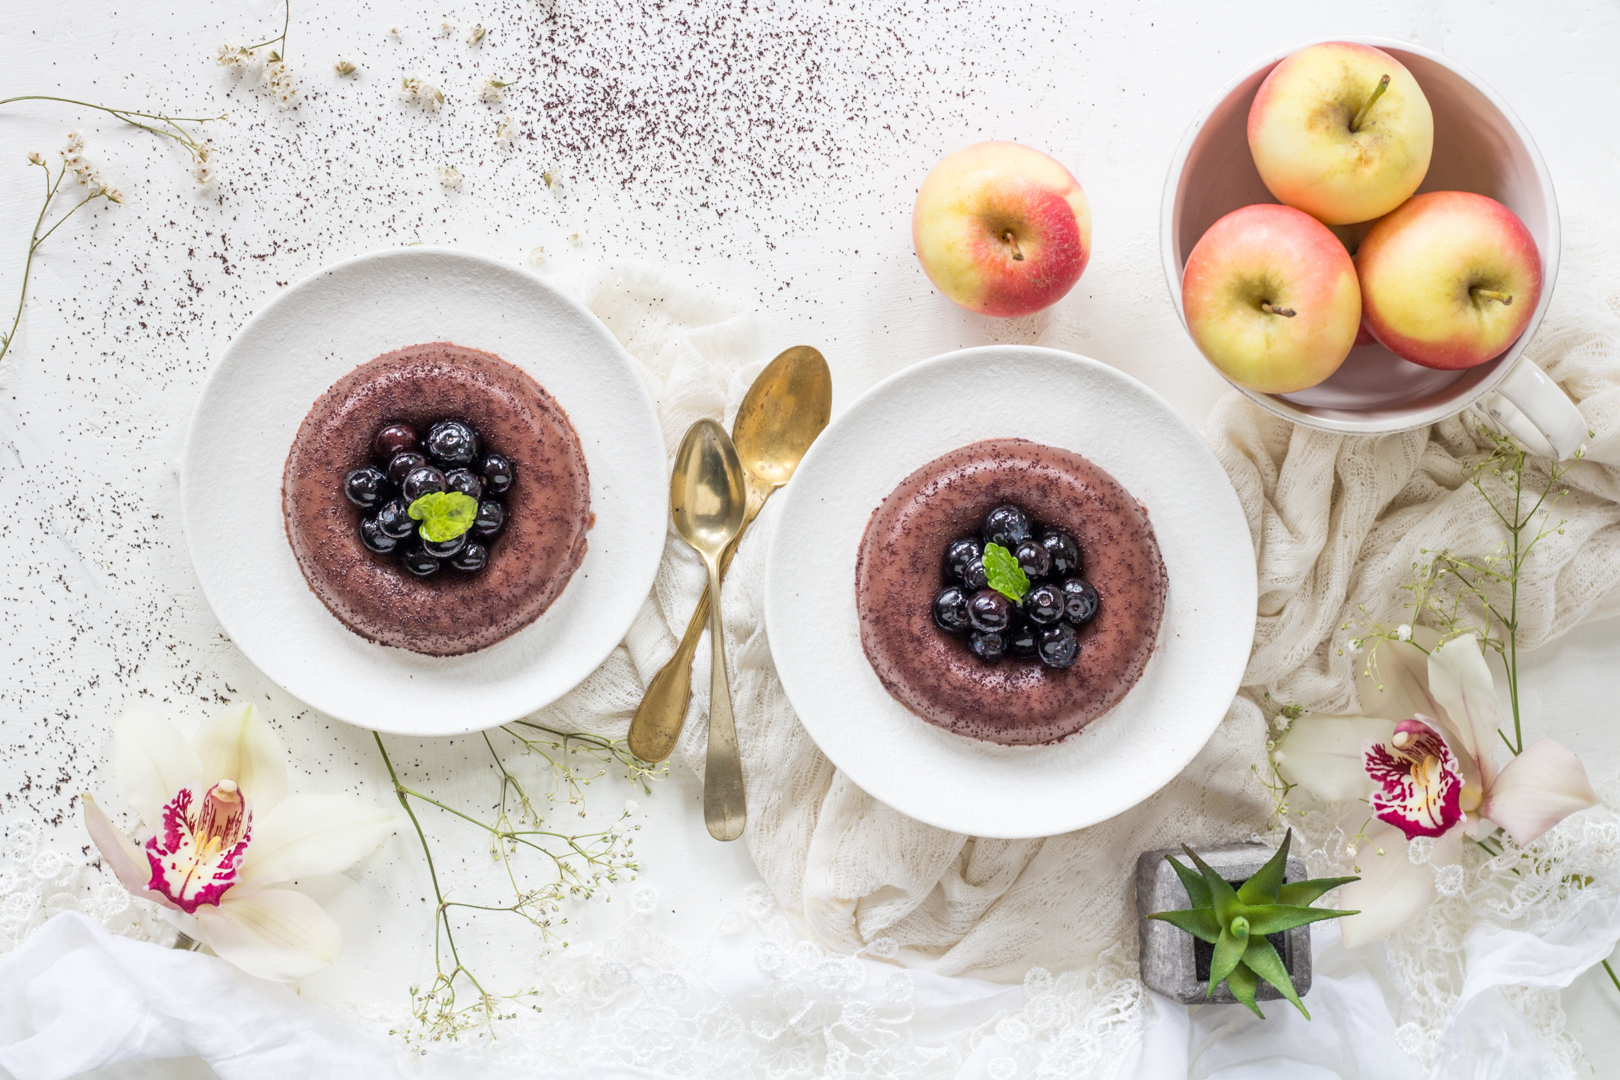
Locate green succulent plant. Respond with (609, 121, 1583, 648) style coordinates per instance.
(1147, 831, 1359, 1019)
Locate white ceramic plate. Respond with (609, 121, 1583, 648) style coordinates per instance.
(764, 346, 1255, 839)
(181, 247, 666, 736)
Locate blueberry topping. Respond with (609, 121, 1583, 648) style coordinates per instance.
(359, 516, 398, 554)
(421, 529, 467, 560)
(400, 542, 441, 577)
(1037, 622, 1080, 669)
(372, 422, 418, 459)
(471, 499, 506, 540)
(1006, 620, 1038, 657)
(445, 468, 484, 501)
(343, 466, 387, 509)
(943, 537, 983, 585)
(982, 504, 1034, 550)
(426, 419, 481, 468)
(1040, 528, 1081, 578)
(375, 498, 415, 539)
(1024, 582, 1064, 626)
(1061, 578, 1099, 624)
(932, 586, 971, 633)
(967, 629, 1006, 663)
(480, 453, 515, 495)
(450, 541, 489, 572)
(386, 451, 428, 487)
(967, 589, 1012, 633)
(960, 557, 989, 593)
(401, 465, 448, 503)
(1014, 539, 1052, 581)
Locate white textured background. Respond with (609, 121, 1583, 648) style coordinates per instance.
(2, 0, 1619, 1067)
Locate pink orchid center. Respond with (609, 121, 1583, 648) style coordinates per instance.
(1365, 719, 1464, 841)
(146, 779, 253, 914)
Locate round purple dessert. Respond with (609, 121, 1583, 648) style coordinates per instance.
(855, 438, 1166, 745)
(282, 342, 589, 656)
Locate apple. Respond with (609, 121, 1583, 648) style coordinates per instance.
(1248, 42, 1433, 225)
(1356, 191, 1542, 370)
(912, 142, 1091, 317)
(1181, 204, 1362, 394)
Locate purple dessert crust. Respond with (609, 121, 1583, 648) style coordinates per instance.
(282, 342, 590, 657)
(855, 438, 1166, 746)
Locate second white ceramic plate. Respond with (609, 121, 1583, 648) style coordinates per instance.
(764, 346, 1255, 839)
(182, 247, 667, 735)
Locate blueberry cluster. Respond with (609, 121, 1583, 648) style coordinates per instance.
(931, 503, 1099, 668)
(341, 419, 514, 578)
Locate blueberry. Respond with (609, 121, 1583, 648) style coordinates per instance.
(932, 586, 971, 634)
(967, 589, 1012, 633)
(387, 451, 428, 487)
(375, 498, 415, 539)
(982, 504, 1034, 550)
(372, 422, 418, 459)
(445, 468, 483, 501)
(1006, 619, 1038, 657)
(1015, 539, 1052, 581)
(943, 537, 983, 586)
(1041, 528, 1081, 578)
(967, 629, 1006, 663)
(401, 465, 448, 503)
(450, 541, 489, 572)
(359, 516, 398, 554)
(1037, 622, 1080, 669)
(343, 466, 387, 509)
(400, 542, 441, 578)
(960, 557, 989, 593)
(1061, 578, 1099, 624)
(1024, 582, 1064, 625)
(420, 529, 467, 560)
(480, 453, 514, 495)
(426, 420, 481, 468)
(471, 499, 506, 541)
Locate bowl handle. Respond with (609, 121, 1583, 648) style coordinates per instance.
(1475, 359, 1588, 460)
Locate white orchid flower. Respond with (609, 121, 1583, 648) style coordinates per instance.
(82, 704, 394, 981)
(1275, 631, 1598, 946)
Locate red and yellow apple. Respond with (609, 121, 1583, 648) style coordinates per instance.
(1356, 191, 1542, 370)
(912, 142, 1091, 318)
(1182, 204, 1362, 394)
(1248, 42, 1433, 225)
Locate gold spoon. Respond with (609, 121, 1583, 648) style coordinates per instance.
(669, 418, 749, 841)
(629, 346, 833, 765)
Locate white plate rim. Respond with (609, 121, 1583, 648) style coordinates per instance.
(763, 345, 1256, 839)
(180, 245, 666, 736)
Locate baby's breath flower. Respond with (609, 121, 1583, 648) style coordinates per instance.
(103, 186, 126, 205)
(1396, 624, 1412, 642)
(495, 115, 517, 146)
(191, 140, 217, 186)
(216, 42, 256, 69)
(526, 246, 547, 265)
(437, 164, 462, 189)
(437, 21, 455, 38)
(467, 25, 486, 45)
(26, 150, 44, 166)
(479, 77, 512, 103)
(266, 59, 299, 107)
(387, 26, 401, 39)
(334, 58, 359, 76)
(402, 75, 445, 110)
(60, 131, 108, 191)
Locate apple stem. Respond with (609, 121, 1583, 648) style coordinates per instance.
(1472, 288, 1514, 306)
(1002, 231, 1025, 262)
(1350, 74, 1391, 133)
(1261, 301, 1297, 318)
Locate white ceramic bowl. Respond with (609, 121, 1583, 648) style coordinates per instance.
(1161, 37, 1583, 457)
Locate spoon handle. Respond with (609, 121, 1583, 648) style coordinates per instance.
(627, 485, 765, 764)
(702, 562, 746, 841)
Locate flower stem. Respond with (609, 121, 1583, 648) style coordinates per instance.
(1604, 958, 1620, 997)
(247, 0, 292, 58)
(0, 96, 223, 157)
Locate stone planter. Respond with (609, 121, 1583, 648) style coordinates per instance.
(1135, 842, 1312, 1005)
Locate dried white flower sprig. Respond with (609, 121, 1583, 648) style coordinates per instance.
(495, 115, 517, 146)
(334, 58, 359, 77)
(216, 0, 298, 107)
(403, 75, 446, 110)
(437, 164, 462, 189)
(479, 76, 515, 104)
(467, 25, 486, 46)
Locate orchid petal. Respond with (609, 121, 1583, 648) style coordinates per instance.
(1355, 630, 1443, 723)
(1274, 714, 1395, 802)
(1337, 823, 1437, 948)
(237, 793, 394, 886)
(1480, 738, 1600, 847)
(1427, 636, 1502, 789)
(193, 887, 342, 982)
(113, 708, 204, 827)
(193, 703, 288, 812)
(82, 793, 179, 910)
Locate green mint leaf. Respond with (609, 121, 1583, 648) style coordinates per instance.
(408, 491, 479, 543)
(982, 542, 1029, 602)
